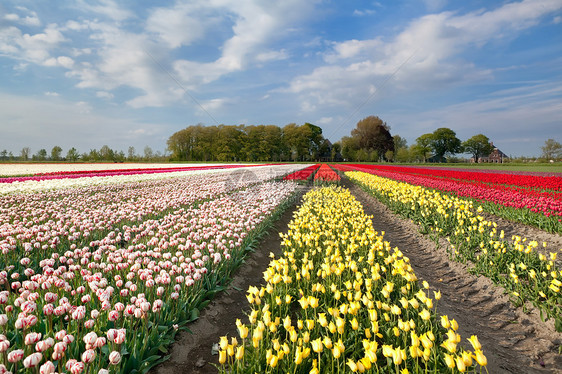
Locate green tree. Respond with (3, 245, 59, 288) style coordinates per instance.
(99, 145, 114, 161)
(143, 146, 154, 161)
(66, 147, 80, 162)
(340, 136, 359, 161)
(34, 149, 47, 161)
(430, 128, 462, 162)
(462, 134, 494, 163)
(0, 150, 7, 161)
(331, 142, 342, 161)
(541, 139, 562, 160)
(128, 146, 136, 161)
(414, 134, 433, 162)
(393, 135, 408, 151)
(20, 147, 30, 161)
(351, 116, 394, 161)
(51, 146, 63, 161)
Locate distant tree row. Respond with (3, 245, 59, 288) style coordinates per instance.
(167, 123, 331, 162)
(336, 117, 503, 163)
(0, 145, 166, 162)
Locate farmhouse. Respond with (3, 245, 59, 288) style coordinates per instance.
(473, 142, 509, 163)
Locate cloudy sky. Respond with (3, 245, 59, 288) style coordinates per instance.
(1, 0, 561, 158)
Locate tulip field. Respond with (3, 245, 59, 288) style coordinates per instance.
(1, 162, 561, 373)
(0, 163, 307, 374)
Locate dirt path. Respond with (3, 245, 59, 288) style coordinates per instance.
(152, 181, 562, 373)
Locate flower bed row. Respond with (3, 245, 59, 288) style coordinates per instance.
(218, 186, 487, 373)
(346, 165, 562, 192)
(335, 165, 562, 233)
(345, 171, 562, 332)
(0, 165, 258, 184)
(313, 164, 341, 183)
(0, 166, 303, 267)
(0, 175, 300, 373)
(283, 165, 319, 182)
(0, 165, 291, 196)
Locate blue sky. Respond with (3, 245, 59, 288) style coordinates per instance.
(1, 0, 561, 158)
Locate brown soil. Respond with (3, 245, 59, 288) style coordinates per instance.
(152, 180, 562, 374)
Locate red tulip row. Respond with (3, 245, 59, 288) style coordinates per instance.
(350, 165, 562, 192)
(313, 164, 340, 182)
(333, 164, 562, 221)
(282, 164, 319, 181)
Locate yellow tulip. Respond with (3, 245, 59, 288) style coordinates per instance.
(474, 350, 487, 366)
(218, 350, 227, 364)
(468, 335, 481, 351)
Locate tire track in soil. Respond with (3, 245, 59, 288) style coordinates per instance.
(344, 178, 562, 374)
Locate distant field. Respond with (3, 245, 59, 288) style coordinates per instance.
(417, 162, 562, 173)
(0, 162, 246, 176)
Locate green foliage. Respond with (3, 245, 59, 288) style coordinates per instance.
(430, 128, 462, 162)
(167, 123, 329, 162)
(541, 138, 562, 160)
(462, 134, 494, 163)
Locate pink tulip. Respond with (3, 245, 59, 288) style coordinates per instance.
(109, 350, 121, 365)
(8, 349, 24, 362)
(39, 361, 56, 374)
(82, 349, 96, 364)
(24, 332, 42, 345)
(23, 352, 42, 368)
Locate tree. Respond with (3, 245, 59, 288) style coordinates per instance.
(66, 147, 80, 162)
(20, 147, 30, 161)
(541, 139, 562, 160)
(51, 146, 63, 161)
(462, 134, 494, 163)
(351, 116, 394, 161)
(0, 150, 7, 161)
(413, 133, 433, 162)
(331, 142, 342, 162)
(144, 146, 154, 161)
(430, 128, 462, 162)
(128, 146, 136, 161)
(393, 135, 408, 151)
(34, 149, 47, 161)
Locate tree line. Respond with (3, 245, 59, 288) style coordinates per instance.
(167, 123, 331, 161)
(0, 145, 167, 162)
(4, 115, 559, 163)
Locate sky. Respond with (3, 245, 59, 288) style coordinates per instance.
(0, 0, 561, 158)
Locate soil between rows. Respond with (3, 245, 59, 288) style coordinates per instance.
(152, 180, 562, 374)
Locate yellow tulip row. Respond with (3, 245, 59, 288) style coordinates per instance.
(346, 171, 562, 331)
(218, 186, 486, 373)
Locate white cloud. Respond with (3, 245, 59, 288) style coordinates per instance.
(0, 23, 67, 65)
(96, 91, 114, 99)
(256, 49, 288, 62)
(173, 0, 319, 87)
(44, 56, 74, 68)
(0, 93, 169, 152)
(146, 3, 213, 49)
(4, 7, 41, 27)
(389, 81, 562, 156)
(286, 0, 562, 112)
(74, 0, 132, 21)
(423, 0, 448, 12)
(353, 9, 376, 16)
(44, 91, 59, 96)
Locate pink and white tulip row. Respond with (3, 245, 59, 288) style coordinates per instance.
(0, 163, 245, 177)
(0, 171, 300, 373)
(0, 165, 302, 265)
(0, 164, 293, 196)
